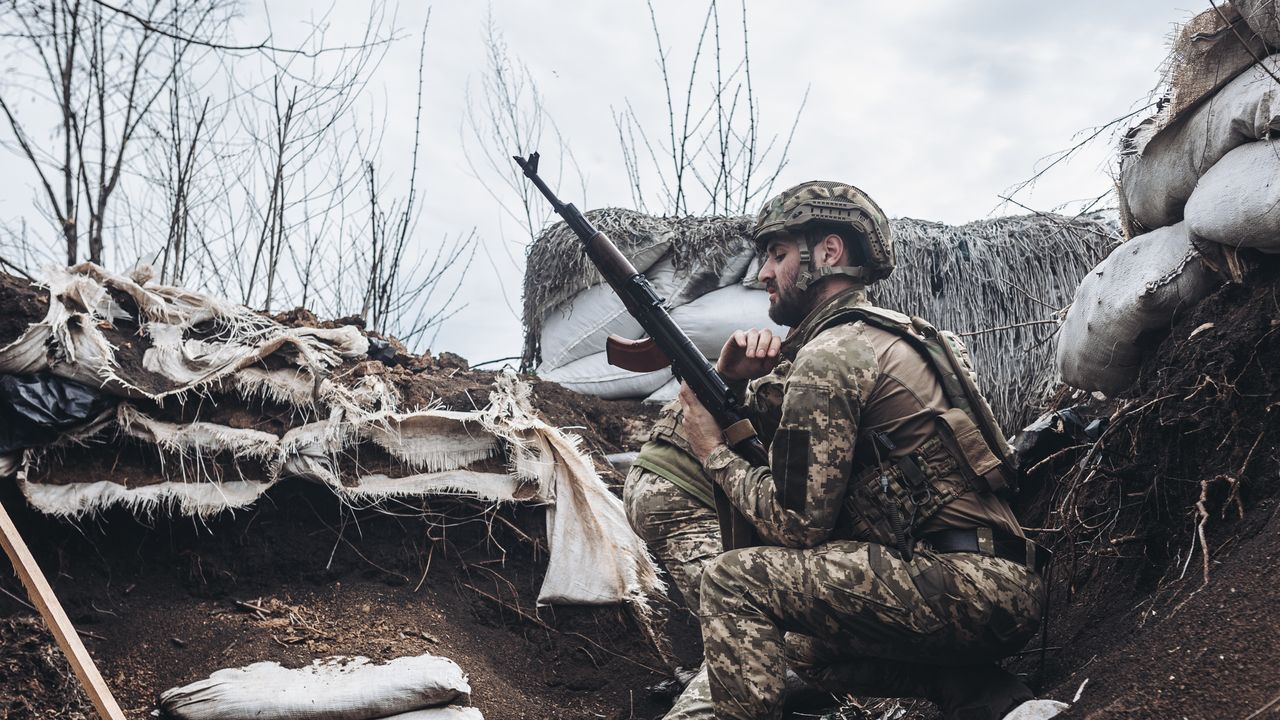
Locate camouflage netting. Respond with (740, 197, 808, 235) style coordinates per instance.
(874, 214, 1119, 430)
(523, 210, 1119, 431)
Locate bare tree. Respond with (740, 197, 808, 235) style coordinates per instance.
(1, 1, 473, 350)
(461, 8, 583, 245)
(613, 0, 807, 216)
(0, 0, 235, 265)
(358, 15, 475, 344)
(459, 7, 584, 321)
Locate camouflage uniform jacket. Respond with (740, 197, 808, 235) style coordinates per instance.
(704, 286, 1022, 549)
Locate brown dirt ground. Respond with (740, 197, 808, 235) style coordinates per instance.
(1009, 260, 1280, 719)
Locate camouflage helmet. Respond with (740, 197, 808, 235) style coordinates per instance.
(752, 180, 894, 288)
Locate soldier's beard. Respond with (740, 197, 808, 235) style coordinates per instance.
(767, 280, 808, 327)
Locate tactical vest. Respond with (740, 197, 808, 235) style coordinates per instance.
(817, 306, 1020, 553)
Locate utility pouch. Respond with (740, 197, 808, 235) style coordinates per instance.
(936, 408, 1009, 494)
(908, 556, 949, 606)
(844, 437, 962, 546)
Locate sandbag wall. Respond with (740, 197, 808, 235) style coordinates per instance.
(0, 264, 660, 607)
(522, 211, 786, 404)
(1059, 2, 1280, 396)
(524, 210, 1118, 430)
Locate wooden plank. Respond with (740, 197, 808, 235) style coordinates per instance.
(0, 495, 127, 720)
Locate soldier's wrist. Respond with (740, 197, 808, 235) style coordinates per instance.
(704, 444, 738, 471)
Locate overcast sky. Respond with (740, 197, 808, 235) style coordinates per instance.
(1, 1, 1198, 364)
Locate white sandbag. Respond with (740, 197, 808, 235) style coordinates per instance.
(644, 377, 680, 404)
(157, 654, 471, 720)
(383, 708, 483, 719)
(1057, 223, 1218, 396)
(667, 283, 787, 359)
(1234, 0, 1280, 47)
(663, 246, 760, 308)
(538, 250, 756, 372)
(479, 373, 661, 607)
(1121, 54, 1280, 230)
(1185, 140, 1280, 252)
(539, 351, 672, 400)
(717, 246, 758, 286)
(544, 281, 783, 401)
(537, 280, 645, 371)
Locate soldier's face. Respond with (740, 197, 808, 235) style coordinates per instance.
(758, 236, 806, 327)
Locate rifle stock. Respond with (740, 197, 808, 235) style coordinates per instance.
(515, 151, 761, 551)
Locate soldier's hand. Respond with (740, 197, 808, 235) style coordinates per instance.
(678, 382, 723, 463)
(716, 328, 782, 380)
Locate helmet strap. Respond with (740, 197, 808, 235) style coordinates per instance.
(795, 239, 815, 291)
(796, 230, 870, 290)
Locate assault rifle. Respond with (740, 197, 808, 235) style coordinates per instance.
(514, 151, 762, 551)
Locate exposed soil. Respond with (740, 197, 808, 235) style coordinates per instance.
(0, 275, 682, 720)
(0, 272, 47, 339)
(1010, 261, 1280, 719)
(0, 372, 675, 720)
(0, 478, 686, 720)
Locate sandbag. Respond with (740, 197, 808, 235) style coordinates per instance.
(1163, 5, 1273, 119)
(538, 257, 690, 372)
(383, 709, 484, 719)
(1234, 0, 1280, 47)
(157, 655, 471, 720)
(666, 283, 786, 359)
(538, 248, 758, 372)
(539, 351, 672, 400)
(1185, 140, 1280, 252)
(541, 281, 782, 400)
(1057, 223, 1219, 396)
(537, 281, 645, 371)
(1120, 54, 1280, 230)
(644, 377, 680, 404)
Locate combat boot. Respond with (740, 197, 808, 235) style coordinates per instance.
(925, 664, 1034, 720)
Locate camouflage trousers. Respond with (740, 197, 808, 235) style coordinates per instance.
(623, 467, 722, 720)
(700, 541, 1044, 720)
(623, 466, 721, 612)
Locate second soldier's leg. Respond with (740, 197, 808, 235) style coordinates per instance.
(623, 467, 720, 611)
(663, 664, 714, 720)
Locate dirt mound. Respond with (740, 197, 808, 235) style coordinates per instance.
(1015, 261, 1280, 718)
(0, 479, 685, 720)
(0, 273, 679, 719)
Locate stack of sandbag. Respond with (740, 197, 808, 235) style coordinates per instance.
(1059, 2, 1280, 396)
(159, 654, 482, 719)
(0, 264, 660, 607)
(524, 210, 1118, 429)
(522, 210, 785, 403)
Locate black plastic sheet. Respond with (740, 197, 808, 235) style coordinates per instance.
(0, 373, 115, 452)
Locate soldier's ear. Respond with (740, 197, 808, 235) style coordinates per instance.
(815, 233, 847, 268)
